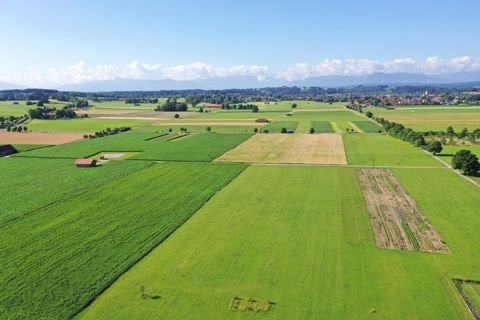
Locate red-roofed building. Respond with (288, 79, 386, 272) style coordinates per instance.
(205, 103, 222, 108)
(75, 159, 97, 168)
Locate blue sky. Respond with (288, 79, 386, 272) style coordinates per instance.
(1, 0, 480, 86)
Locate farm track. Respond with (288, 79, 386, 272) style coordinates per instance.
(424, 150, 480, 188)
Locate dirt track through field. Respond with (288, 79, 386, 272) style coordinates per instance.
(0, 132, 85, 145)
(357, 168, 449, 253)
(216, 133, 347, 164)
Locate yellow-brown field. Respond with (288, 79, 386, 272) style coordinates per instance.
(216, 133, 347, 164)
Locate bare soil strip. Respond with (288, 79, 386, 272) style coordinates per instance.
(216, 133, 347, 164)
(357, 168, 449, 253)
(0, 132, 85, 145)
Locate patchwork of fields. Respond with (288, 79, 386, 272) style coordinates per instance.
(1, 101, 479, 320)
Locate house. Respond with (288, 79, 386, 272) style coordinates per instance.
(0, 144, 17, 157)
(75, 159, 97, 168)
(205, 103, 222, 108)
(255, 118, 270, 123)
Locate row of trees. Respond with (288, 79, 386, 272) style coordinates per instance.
(221, 103, 259, 112)
(0, 115, 28, 129)
(28, 106, 81, 120)
(84, 127, 131, 139)
(125, 98, 158, 104)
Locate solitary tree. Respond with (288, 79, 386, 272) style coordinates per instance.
(281, 127, 287, 134)
(253, 128, 258, 133)
(309, 128, 315, 134)
(174, 113, 180, 119)
(251, 105, 259, 113)
(365, 111, 373, 118)
(446, 126, 455, 135)
(426, 140, 442, 155)
(206, 126, 211, 132)
(291, 103, 297, 109)
(452, 150, 480, 176)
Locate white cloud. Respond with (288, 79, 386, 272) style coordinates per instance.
(1, 56, 480, 87)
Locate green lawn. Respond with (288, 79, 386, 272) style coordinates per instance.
(11, 144, 51, 152)
(28, 118, 155, 132)
(79, 166, 474, 320)
(0, 157, 151, 226)
(311, 121, 334, 133)
(352, 120, 383, 133)
(344, 134, 443, 167)
(264, 121, 298, 133)
(0, 162, 246, 319)
(16, 132, 252, 161)
(0, 101, 31, 116)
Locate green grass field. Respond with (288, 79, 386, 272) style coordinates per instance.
(0, 101, 31, 116)
(352, 120, 383, 133)
(11, 144, 51, 152)
(16, 132, 252, 161)
(264, 121, 298, 133)
(28, 118, 155, 132)
(310, 121, 334, 133)
(0, 157, 151, 226)
(0, 162, 246, 319)
(365, 106, 480, 131)
(344, 134, 443, 167)
(79, 166, 476, 320)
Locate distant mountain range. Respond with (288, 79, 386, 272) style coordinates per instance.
(58, 72, 480, 92)
(2, 72, 480, 92)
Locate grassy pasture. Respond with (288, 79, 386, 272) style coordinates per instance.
(0, 101, 31, 116)
(0, 157, 151, 226)
(352, 120, 383, 133)
(17, 132, 252, 161)
(28, 118, 155, 132)
(0, 162, 246, 319)
(264, 121, 298, 133)
(311, 121, 334, 133)
(365, 106, 480, 131)
(11, 144, 50, 152)
(79, 166, 471, 320)
(344, 134, 443, 167)
(254, 101, 345, 112)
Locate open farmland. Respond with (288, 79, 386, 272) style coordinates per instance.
(365, 106, 480, 131)
(16, 132, 252, 161)
(0, 131, 84, 144)
(357, 168, 449, 253)
(352, 120, 383, 133)
(0, 157, 151, 226)
(27, 118, 155, 132)
(79, 166, 474, 320)
(264, 120, 298, 132)
(217, 133, 347, 164)
(0, 162, 246, 319)
(344, 134, 443, 167)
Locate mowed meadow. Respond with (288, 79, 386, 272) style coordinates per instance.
(0, 162, 246, 319)
(79, 166, 478, 320)
(1, 99, 480, 319)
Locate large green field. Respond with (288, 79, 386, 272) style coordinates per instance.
(28, 118, 155, 132)
(0, 162, 246, 319)
(79, 166, 478, 320)
(0, 157, 151, 226)
(365, 106, 480, 131)
(16, 132, 252, 161)
(344, 134, 443, 167)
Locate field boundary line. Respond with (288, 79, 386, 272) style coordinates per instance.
(423, 150, 480, 188)
(71, 163, 250, 318)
